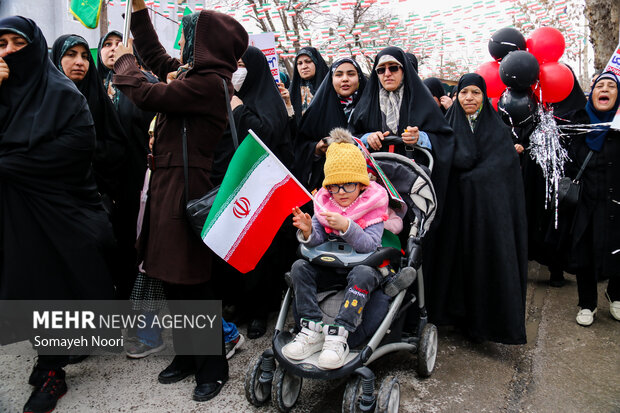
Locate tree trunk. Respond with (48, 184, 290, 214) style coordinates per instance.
(585, 0, 619, 70)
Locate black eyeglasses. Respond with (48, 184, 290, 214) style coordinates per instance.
(326, 182, 358, 194)
(376, 65, 400, 75)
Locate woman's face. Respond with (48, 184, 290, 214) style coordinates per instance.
(61, 44, 90, 82)
(591, 79, 618, 112)
(0, 33, 28, 58)
(458, 85, 484, 115)
(296, 54, 316, 80)
(377, 62, 403, 92)
(332, 62, 359, 98)
(100, 34, 122, 69)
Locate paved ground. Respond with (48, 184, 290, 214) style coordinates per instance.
(1, 262, 619, 412)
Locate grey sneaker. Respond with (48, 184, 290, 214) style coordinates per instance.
(125, 337, 165, 359)
(225, 334, 245, 359)
(383, 266, 417, 297)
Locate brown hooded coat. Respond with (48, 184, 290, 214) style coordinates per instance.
(113, 9, 248, 284)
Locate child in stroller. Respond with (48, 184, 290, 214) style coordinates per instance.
(283, 132, 401, 370)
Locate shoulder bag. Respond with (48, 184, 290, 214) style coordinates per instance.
(184, 78, 239, 237)
(557, 150, 593, 207)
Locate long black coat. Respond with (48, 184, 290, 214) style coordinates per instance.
(569, 128, 620, 277)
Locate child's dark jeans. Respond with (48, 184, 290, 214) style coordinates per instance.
(290, 259, 382, 332)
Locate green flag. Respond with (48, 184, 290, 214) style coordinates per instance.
(70, 0, 102, 29)
(174, 6, 193, 50)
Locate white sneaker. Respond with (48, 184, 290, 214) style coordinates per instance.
(282, 319, 324, 361)
(606, 291, 620, 321)
(576, 308, 597, 326)
(318, 325, 349, 370)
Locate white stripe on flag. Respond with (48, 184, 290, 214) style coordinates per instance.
(202, 154, 288, 258)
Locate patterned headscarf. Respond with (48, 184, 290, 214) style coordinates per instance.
(55, 35, 87, 72)
(181, 12, 200, 67)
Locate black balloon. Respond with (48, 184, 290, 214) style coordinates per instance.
(499, 50, 539, 91)
(488, 27, 526, 61)
(497, 88, 536, 126)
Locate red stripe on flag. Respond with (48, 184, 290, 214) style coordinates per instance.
(226, 177, 311, 273)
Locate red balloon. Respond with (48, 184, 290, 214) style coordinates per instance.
(491, 97, 500, 111)
(537, 62, 574, 103)
(476, 61, 506, 98)
(526, 27, 565, 64)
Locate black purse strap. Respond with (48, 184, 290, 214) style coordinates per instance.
(182, 78, 239, 205)
(574, 150, 593, 183)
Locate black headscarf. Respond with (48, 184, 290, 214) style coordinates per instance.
(51, 34, 126, 198)
(0, 16, 114, 302)
(288, 46, 329, 125)
(351, 46, 454, 224)
(211, 46, 291, 185)
(430, 73, 528, 344)
(424, 77, 447, 114)
(405, 52, 418, 73)
(295, 57, 367, 189)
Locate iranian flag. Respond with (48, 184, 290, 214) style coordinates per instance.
(201, 130, 312, 273)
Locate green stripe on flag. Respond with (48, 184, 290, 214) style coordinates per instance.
(201, 135, 268, 237)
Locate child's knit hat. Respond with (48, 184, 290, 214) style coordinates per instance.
(322, 128, 369, 187)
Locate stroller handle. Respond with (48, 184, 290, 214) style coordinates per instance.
(376, 135, 434, 172)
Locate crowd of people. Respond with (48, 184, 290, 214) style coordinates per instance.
(0, 0, 618, 411)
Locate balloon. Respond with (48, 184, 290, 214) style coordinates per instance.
(526, 27, 565, 64)
(536, 62, 574, 103)
(476, 61, 505, 98)
(499, 50, 539, 91)
(488, 27, 526, 61)
(490, 97, 500, 111)
(497, 88, 536, 126)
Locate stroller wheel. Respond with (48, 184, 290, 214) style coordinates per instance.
(245, 353, 275, 406)
(272, 365, 302, 412)
(376, 376, 400, 413)
(342, 375, 374, 413)
(417, 323, 438, 377)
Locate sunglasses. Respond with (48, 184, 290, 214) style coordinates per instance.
(376, 65, 400, 75)
(326, 182, 358, 194)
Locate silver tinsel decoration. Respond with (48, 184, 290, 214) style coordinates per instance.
(528, 103, 568, 228)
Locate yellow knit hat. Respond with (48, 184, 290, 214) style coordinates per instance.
(323, 142, 370, 187)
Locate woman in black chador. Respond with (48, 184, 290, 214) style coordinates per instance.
(211, 46, 294, 339)
(51, 34, 126, 210)
(287, 46, 329, 126)
(296, 57, 367, 192)
(350, 47, 454, 225)
(0, 16, 115, 413)
(97, 30, 157, 299)
(570, 72, 620, 327)
(428, 73, 528, 344)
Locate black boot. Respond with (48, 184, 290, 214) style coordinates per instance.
(549, 270, 566, 288)
(23, 369, 67, 413)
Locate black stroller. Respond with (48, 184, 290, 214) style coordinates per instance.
(245, 145, 438, 412)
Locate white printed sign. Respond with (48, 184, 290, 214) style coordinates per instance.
(605, 43, 620, 130)
(249, 33, 280, 83)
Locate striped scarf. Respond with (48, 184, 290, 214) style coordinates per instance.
(379, 86, 403, 134)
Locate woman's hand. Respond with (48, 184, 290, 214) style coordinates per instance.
(367, 131, 390, 150)
(319, 211, 349, 233)
(277, 81, 291, 105)
(231, 95, 243, 110)
(315, 138, 328, 156)
(0, 58, 9, 87)
(440, 96, 453, 110)
(402, 126, 419, 145)
(514, 144, 524, 154)
(114, 38, 135, 63)
(132, 0, 147, 11)
(166, 71, 177, 84)
(292, 207, 312, 239)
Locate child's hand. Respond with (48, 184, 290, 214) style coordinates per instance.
(320, 211, 349, 233)
(292, 207, 312, 240)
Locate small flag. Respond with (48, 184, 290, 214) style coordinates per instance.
(201, 131, 312, 273)
(70, 0, 102, 29)
(174, 5, 192, 50)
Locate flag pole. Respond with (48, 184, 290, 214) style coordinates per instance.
(123, 1, 132, 46)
